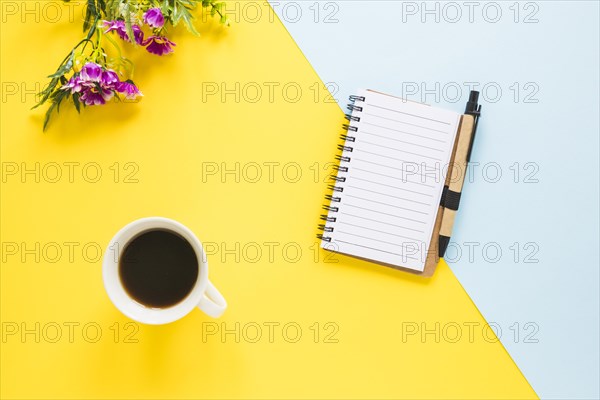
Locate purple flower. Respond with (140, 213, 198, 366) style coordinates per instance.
(103, 20, 125, 37)
(80, 85, 114, 106)
(61, 75, 85, 93)
(101, 70, 119, 86)
(80, 62, 102, 82)
(144, 35, 175, 56)
(103, 20, 145, 45)
(131, 25, 145, 45)
(143, 8, 165, 29)
(61, 65, 141, 106)
(115, 80, 143, 100)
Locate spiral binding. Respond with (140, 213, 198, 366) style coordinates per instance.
(318, 224, 334, 232)
(335, 155, 351, 162)
(347, 104, 363, 112)
(342, 124, 358, 132)
(333, 165, 349, 172)
(340, 134, 356, 142)
(316, 234, 331, 242)
(318, 94, 365, 243)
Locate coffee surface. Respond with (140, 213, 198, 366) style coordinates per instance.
(119, 229, 199, 308)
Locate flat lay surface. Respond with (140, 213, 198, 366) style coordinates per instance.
(1, 1, 598, 399)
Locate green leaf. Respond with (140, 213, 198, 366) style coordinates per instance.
(161, 0, 170, 18)
(32, 78, 59, 109)
(122, 4, 136, 45)
(43, 102, 57, 131)
(180, 9, 199, 35)
(83, 0, 96, 31)
(48, 68, 67, 79)
(43, 89, 70, 130)
(97, 0, 106, 14)
(73, 94, 81, 113)
(106, 0, 120, 19)
(47, 50, 75, 79)
(55, 89, 68, 112)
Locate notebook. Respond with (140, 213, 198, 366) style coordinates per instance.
(319, 89, 462, 272)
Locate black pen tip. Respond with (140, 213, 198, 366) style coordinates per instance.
(465, 91, 480, 114)
(468, 90, 479, 103)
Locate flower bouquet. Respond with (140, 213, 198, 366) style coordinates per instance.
(34, 0, 229, 130)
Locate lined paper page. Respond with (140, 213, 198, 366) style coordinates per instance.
(322, 89, 460, 271)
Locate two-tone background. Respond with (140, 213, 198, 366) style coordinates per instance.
(1, 1, 599, 399)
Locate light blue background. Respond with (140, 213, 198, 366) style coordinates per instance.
(269, 1, 600, 398)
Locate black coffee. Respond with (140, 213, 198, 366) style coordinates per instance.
(119, 229, 199, 308)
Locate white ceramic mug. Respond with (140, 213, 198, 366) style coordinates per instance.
(102, 217, 227, 324)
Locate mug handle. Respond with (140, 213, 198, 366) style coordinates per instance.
(197, 280, 227, 318)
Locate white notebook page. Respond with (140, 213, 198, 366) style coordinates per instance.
(322, 89, 461, 271)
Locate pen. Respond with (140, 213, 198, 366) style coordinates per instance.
(465, 91, 482, 162)
(438, 91, 481, 257)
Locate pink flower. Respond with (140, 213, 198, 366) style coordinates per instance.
(80, 85, 114, 105)
(61, 75, 85, 93)
(143, 8, 165, 29)
(115, 81, 143, 100)
(61, 64, 142, 106)
(103, 20, 145, 45)
(80, 62, 102, 82)
(101, 70, 119, 86)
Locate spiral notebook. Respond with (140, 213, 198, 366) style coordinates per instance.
(319, 89, 463, 273)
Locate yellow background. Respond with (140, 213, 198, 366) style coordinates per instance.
(1, 1, 536, 398)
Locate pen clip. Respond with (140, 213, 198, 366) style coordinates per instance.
(464, 91, 481, 162)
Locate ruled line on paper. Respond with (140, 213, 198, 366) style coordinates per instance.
(351, 176, 433, 197)
(351, 167, 436, 188)
(340, 212, 425, 233)
(360, 140, 443, 161)
(352, 158, 438, 181)
(344, 194, 430, 215)
(343, 204, 426, 224)
(346, 185, 431, 206)
(337, 230, 425, 249)
(336, 221, 421, 241)
(355, 149, 440, 171)
(360, 121, 447, 142)
(356, 150, 410, 164)
(367, 104, 452, 125)
(334, 240, 419, 260)
(361, 131, 445, 151)
(363, 113, 450, 134)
